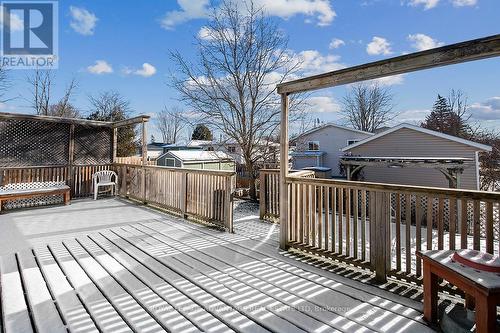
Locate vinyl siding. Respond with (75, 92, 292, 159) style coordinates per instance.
(346, 127, 480, 190)
(293, 126, 372, 176)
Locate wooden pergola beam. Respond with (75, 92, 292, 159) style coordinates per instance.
(0, 112, 114, 127)
(277, 34, 500, 94)
(112, 115, 150, 128)
(0, 111, 151, 128)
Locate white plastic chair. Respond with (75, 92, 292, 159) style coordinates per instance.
(92, 170, 118, 200)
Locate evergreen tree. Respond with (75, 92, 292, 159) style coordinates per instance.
(191, 124, 213, 141)
(421, 95, 453, 133)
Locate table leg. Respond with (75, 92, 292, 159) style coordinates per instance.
(475, 295, 496, 333)
(423, 262, 438, 323)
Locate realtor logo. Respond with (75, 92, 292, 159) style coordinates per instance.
(1, 1, 58, 68)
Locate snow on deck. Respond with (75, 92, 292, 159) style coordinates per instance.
(0, 198, 435, 332)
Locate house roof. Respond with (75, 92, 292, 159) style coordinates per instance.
(162, 139, 215, 148)
(291, 123, 373, 142)
(160, 150, 234, 162)
(341, 123, 492, 152)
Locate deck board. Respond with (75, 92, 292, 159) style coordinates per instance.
(16, 249, 67, 333)
(33, 246, 98, 333)
(0, 198, 437, 333)
(48, 242, 133, 333)
(0, 254, 34, 333)
(134, 221, 433, 332)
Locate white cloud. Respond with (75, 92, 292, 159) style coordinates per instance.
(252, 0, 336, 26)
(372, 74, 405, 86)
(198, 26, 214, 40)
(87, 60, 113, 74)
(469, 97, 500, 120)
(366, 36, 393, 56)
(407, 33, 444, 51)
(161, 0, 209, 30)
(0, 6, 23, 31)
(393, 109, 430, 124)
(70, 6, 98, 36)
(162, 0, 336, 29)
(407, 0, 440, 10)
(451, 0, 477, 7)
(297, 50, 345, 75)
(123, 63, 157, 77)
(307, 96, 341, 113)
(329, 38, 345, 49)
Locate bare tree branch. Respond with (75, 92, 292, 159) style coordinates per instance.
(341, 83, 395, 133)
(169, 0, 304, 199)
(156, 106, 186, 143)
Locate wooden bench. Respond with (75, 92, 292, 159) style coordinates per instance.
(0, 185, 70, 213)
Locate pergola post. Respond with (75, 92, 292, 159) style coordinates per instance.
(279, 93, 289, 250)
(141, 120, 147, 166)
(68, 124, 75, 196)
(112, 128, 117, 163)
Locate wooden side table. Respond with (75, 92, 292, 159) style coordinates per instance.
(417, 250, 500, 333)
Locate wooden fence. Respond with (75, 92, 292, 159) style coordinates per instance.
(259, 169, 315, 221)
(115, 156, 156, 166)
(115, 164, 235, 231)
(260, 171, 500, 282)
(0, 164, 113, 198)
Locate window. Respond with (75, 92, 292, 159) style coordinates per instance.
(308, 141, 320, 151)
(347, 139, 359, 146)
(165, 158, 176, 167)
(228, 146, 236, 153)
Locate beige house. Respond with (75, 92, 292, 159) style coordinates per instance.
(291, 123, 373, 177)
(342, 124, 492, 190)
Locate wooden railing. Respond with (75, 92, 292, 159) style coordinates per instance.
(261, 171, 500, 282)
(0, 164, 113, 198)
(259, 169, 315, 221)
(114, 164, 236, 231)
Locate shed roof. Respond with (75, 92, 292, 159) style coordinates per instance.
(341, 123, 492, 152)
(160, 150, 233, 162)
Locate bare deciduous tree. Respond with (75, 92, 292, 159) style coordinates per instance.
(88, 91, 137, 156)
(27, 70, 79, 117)
(28, 69, 53, 115)
(156, 106, 185, 143)
(170, 0, 303, 200)
(341, 83, 395, 133)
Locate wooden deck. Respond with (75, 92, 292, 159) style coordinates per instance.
(0, 199, 435, 332)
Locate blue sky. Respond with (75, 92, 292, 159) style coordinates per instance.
(2, 0, 500, 139)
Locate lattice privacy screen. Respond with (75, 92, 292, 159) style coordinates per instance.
(74, 125, 113, 165)
(0, 119, 113, 167)
(0, 119, 70, 166)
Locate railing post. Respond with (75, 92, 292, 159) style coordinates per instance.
(373, 191, 390, 283)
(181, 171, 188, 218)
(142, 167, 147, 204)
(224, 174, 235, 233)
(259, 171, 266, 220)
